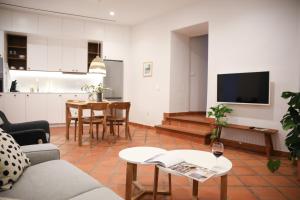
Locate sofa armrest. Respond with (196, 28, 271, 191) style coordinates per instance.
(9, 129, 49, 146)
(21, 143, 60, 166)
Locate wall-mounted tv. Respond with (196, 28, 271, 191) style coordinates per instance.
(217, 71, 270, 105)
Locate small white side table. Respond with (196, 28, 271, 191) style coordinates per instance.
(154, 150, 232, 200)
(119, 146, 171, 200)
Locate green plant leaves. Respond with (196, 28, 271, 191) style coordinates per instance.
(281, 91, 300, 160)
(267, 159, 281, 173)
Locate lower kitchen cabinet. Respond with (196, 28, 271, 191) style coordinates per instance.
(4, 93, 26, 123)
(0, 93, 89, 124)
(47, 94, 64, 124)
(0, 93, 5, 112)
(25, 93, 47, 121)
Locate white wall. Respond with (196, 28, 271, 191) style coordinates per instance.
(189, 35, 208, 112)
(169, 32, 190, 113)
(129, 0, 300, 152)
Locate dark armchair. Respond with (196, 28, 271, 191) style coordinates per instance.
(0, 110, 50, 146)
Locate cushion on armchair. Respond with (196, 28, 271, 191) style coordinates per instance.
(0, 128, 30, 191)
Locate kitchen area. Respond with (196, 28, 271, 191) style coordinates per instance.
(0, 8, 127, 124)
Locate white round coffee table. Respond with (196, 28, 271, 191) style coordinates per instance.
(154, 150, 232, 200)
(119, 147, 171, 200)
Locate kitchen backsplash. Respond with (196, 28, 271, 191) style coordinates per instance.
(7, 70, 103, 93)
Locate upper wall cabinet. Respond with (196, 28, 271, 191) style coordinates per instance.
(75, 40, 88, 73)
(27, 35, 47, 71)
(38, 15, 62, 36)
(12, 12, 38, 34)
(47, 38, 62, 72)
(0, 9, 13, 31)
(62, 18, 85, 39)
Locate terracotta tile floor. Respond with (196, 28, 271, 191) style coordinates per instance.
(50, 125, 300, 200)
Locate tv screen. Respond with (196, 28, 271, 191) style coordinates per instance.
(217, 71, 270, 104)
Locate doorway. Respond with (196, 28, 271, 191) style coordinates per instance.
(169, 22, 208, 113)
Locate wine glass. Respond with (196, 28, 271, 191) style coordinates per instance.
(211, 142, 224, 168)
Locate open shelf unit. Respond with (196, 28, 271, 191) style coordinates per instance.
(6, 34, 27, 70)
(87, 42, 102, 71)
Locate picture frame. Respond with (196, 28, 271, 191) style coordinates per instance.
(143, 62, 153, 77)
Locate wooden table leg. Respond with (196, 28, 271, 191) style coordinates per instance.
(192, 180, 198, 200)
(78, 107, 83, 146)
(125, 162, 135, 200)
(65, 105, 70, 140)
(168, 173, 172, 195)
(153, 166, 159, 200)
(264, 133, 273, 158)
(221, 175, 228, 200)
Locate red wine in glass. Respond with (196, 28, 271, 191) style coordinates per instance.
(213, 151, 223, 158)
(211, 142, 224, 167)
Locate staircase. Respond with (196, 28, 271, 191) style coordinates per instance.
(155, 112, 214, 145)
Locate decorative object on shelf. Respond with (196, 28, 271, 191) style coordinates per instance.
(81, 83, 110, 102)
(10, 80, 19, 92)
(267, 91, 300, 180)
(89, 42, 106, 75)
(143, 62, 153, 77)
(208, 104, 233, 142)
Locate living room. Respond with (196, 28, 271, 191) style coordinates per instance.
(0, 0, 300, 200)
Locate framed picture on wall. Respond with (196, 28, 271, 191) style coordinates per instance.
(143, 62, 153, 77)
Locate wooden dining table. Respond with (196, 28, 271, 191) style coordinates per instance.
(65, 100, 115, 146)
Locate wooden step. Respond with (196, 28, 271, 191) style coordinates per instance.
(164, 115, 214, 129)
(155, 124, 211, 145)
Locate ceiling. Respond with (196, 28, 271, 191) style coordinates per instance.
(0, 0, 199, 25)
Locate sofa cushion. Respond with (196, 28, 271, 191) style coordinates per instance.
(69, 188, 123, 200)
(0, 129, 30, 191)
(0, 160, 102, 200)
(21, 144, 60, 166)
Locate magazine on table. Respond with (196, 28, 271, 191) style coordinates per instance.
(144, 153, 217, 182)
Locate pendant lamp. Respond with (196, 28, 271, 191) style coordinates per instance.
(89, 42, 106, 75)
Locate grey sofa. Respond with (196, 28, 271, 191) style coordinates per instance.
(0, 144, 123, 200)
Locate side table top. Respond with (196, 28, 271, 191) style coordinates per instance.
(119, 146, 167, 164)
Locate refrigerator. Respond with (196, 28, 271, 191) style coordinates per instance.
(103, 60, 124, 101)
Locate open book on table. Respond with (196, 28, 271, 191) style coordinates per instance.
(144, 152, 217, 183)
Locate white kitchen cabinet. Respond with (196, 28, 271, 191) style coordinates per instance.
(25, 94, 48, 121)
(47, 94, 64, 124)
(47, 38, 62, 72)
(0, 8, 13, 31)
(61, 39, 76, 72)
(62, 18, 85, 38)
(27, 36, 48, 71)
(12, 11, 38, 34)
(38, 15, 62, 36)
(0, 93, 5, 112)
(75, 41, 88, 73)
(4, 93, 26, 123)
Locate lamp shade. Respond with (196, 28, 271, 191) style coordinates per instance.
(89, 55, 106, 75)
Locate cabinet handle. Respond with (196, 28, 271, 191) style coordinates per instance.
(58, 94, 62, 97)
(13, 94, 16, 97)
(74, 95, 78, 97)
(59, 68, 62, 71)
(26, 94, 29, 97)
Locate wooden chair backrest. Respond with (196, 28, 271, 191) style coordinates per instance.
(109, 102, 131, 121)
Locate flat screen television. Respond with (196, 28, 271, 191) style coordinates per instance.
(217, 71, 270, 105)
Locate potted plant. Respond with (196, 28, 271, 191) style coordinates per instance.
(81, 83, 110, 102)
(208, 104, 233, 142)
(279, 91, 300, 177)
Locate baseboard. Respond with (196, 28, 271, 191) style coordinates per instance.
(128, 122, 155, 130)
(164, 111, 206, 117)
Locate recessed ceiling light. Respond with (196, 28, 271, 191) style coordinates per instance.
(109, 11, 115, 16)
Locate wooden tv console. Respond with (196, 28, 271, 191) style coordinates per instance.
(223, 124, 278, 158)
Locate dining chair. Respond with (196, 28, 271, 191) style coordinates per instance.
(83, 102, 109, 146)
(66, 100, 80, 141)
(107, 102, 131, 140)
